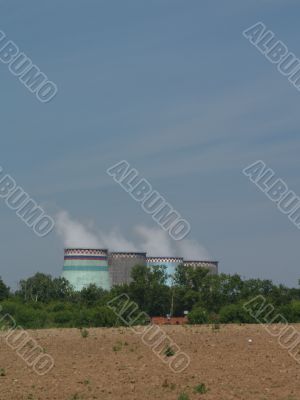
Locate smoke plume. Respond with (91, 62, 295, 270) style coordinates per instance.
(55, 210, 211, 259)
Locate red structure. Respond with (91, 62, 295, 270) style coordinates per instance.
(151, 316, 188, 325)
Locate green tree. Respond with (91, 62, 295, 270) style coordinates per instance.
(0, 277, 10, 301)
(128, 264, 170, 316)
(17, 273, 73, 302)
(219, 303, 252, 323)
(188, 306, 208, 324)
(80, 284, 106, 306)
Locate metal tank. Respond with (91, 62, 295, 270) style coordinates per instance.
(183, 260, 218, 275)
(62, 248, 111, 291)
(108, 252, 147, 286)
(147, 257, 183, 286)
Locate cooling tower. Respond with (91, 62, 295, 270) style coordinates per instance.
(62, 248, 111, 291)
(108, 252, 147, 286)
(183, 260, 218, 275)
(147, 257, 183, 286)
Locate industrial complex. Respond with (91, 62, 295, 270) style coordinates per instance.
(62, 248, 218, 291)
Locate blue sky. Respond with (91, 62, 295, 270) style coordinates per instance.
(1, 0, 300, 288)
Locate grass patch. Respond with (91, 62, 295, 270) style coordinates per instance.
(212, 323, 220, 331)
(113, 341, 123, 352)
(69, 394, 82, 400)
(178, 393, 190, 400)
(194, 383, 208, 394)
(80, 328, 89, 338)
(164, 346, 175, 357)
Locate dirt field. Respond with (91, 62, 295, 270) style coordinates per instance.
(1, 324, 300, 400)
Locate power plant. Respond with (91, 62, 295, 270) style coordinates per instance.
(62, 248, 111, 291)
(62, 248, 219, 291)
(147, 257, 184, 286)
(183, 260, 218, 274)
(109, 252, 147, 285)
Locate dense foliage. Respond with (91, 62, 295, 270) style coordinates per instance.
(1, 265, 300, 329)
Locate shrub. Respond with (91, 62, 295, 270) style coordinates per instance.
(91, 306, 116, 327)
(15, 306, 48, 329)
(49, 302, 66, 312)
(0, 300, 19, 316)
(279, 300, 300, 322)
(178, 393, 189, 400)
(113, 341, 123, 352)
(74, 309, 93, 328)
(212, 322, 221, 331)
(80, 328, 89, 338)
(188, 306, 208, 324)
(194, 383, 208, 394)
(53, 310, 74, 325)
(164, 346, 175, 357)
(219, 303, 251, 323)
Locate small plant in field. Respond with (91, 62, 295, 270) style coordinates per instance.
(162, 379, 176, 390)
(113, 341, 123, 352)
(194, 383, 208, 394)
(212, 323, 220, 331)
(69, 393, 82, 400)
(0, 368, 6, 377)
(164, 346, 175, 357)
(80, 328, 89, 338)
(162, 379, 169, 388)
(178, 392, 190, 400)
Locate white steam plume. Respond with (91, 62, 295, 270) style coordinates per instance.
(97, 228, 137, 252)
(56, 211, 100, 248)
(135, 226, 173, 256)
(55, 211, 136, 251)
(176, 238, 211, 260)
(56, 210, 212, 260)
(136, 226, 211, 259)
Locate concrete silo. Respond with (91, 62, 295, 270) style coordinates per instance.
(108, 252, 147, 286)
(183, 260, 218, 275)
(147, 257, 183, 286)
(62, 248, 111, 291)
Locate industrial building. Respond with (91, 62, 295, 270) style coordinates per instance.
(62, 248, 111, 292)
(62, 248, 218, 291)
(108, 252, 147, 286)
(183, 260, 218, 274)
(147, 257, 184, 286)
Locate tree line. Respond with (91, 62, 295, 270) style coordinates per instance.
(1, 265, 300, 329)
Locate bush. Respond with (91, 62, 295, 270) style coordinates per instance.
(80, 328, 89, 338)
(194, 383, 208, 394)
(91, 306, 116, 327)
(15, 306, 48, 329)
(188, 306, 208, 324)
(53, 310, 74, 325)
(0, 300, 19, 316)
(279, 300, 300, 322)
(164, 346, 175, 357)
(49, 302, 67, 312)
(178, 393, 189, 400)
(74, 308, 93, 328)
(219, 303, 252, 324)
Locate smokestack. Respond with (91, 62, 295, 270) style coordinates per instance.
(108, 252, 147, 286)
(147, 257, 183, 286)
(183, 260, 218, 275)
(62, 248, 111, 291)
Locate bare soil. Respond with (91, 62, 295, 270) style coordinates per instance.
(1, 325, 300, 400)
